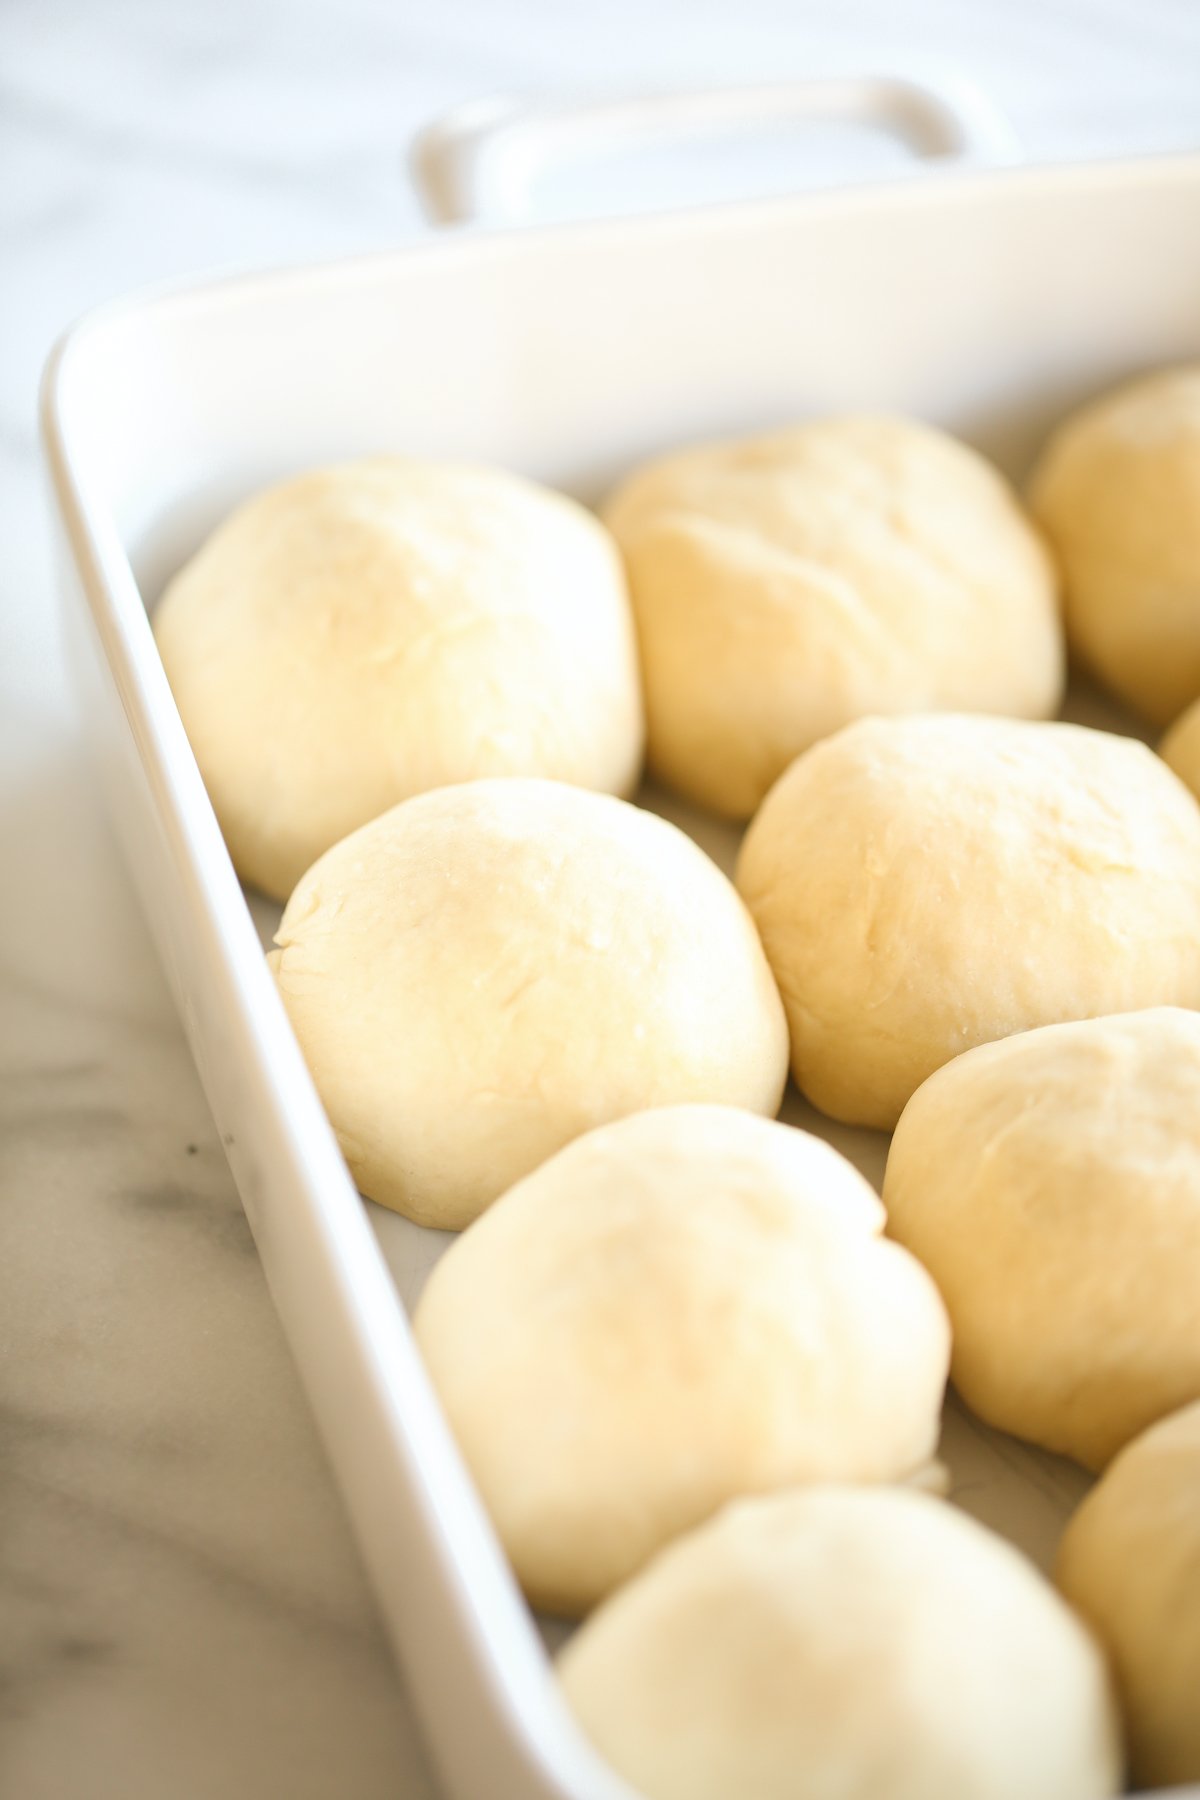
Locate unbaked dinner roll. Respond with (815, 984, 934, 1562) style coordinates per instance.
(559, 1486, 1122, 1800)
(1030, 366, 1200, 726)
(884, 1009, 1200, 1470)
(414, 1106, 949, 1614)
(270, 782, 787, 1228)
(1057, 1401, 1200, 1789)
(736, 714, 1200, 1129)
(603, 416, 1061, 817)
(155, 459, 643, 898)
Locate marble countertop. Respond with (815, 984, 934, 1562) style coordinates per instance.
(4, 2, 1200, 1795)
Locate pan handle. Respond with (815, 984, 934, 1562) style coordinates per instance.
(410, 74, 1019, 226)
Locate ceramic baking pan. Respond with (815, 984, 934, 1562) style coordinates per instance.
(42, 76, 1200, 1800)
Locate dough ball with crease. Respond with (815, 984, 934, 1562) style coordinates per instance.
(603, 415, 1061, 817)
(736, 714, 1200, 1130)
(414, 1105, 949, 1614)
(1030, 365, 1200, 726)
(154, 458, 644, 898)
(884, 1008, 1200, 1470)
(1057, 1400, 1200, 1790)
(270, 782, 787, 1229)
(558, 1486, 1122, 1800)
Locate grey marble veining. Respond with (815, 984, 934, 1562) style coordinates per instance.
(0, 982, 436, 1798)
(5, 2, 1200, 1795)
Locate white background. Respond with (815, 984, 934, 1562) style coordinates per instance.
(4, 3, 1200, 1795)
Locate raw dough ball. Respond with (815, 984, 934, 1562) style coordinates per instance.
(558, 1486, 1122, 1800)
(270, 782, 787, 1228)
(736, 714, 1200, 1129)
(603, 416, 1061, 817)
(884, 1009, 1200, 1470)
(1057, 1401, 1200, 1789)
(1161, 693, 1200, 798)
(154, 458, 644, 898)
(1030, 366, 1200, 726)
(414, 1106, 949, 1614)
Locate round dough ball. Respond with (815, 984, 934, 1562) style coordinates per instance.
(270, 781, 787, 1227)
(558, 1486, 1122, 1800)
(154, 458, 644, 899)
(414, 1106, 949, 1614)
(1030, 366, 1200, 726)
(884, 1009, 1200, 1470)
(736, 714, 1200, 1129)
(1057, 1401, 1200, 1789)
(603, 416, 1062, 817)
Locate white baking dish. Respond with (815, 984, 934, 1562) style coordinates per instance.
(42, 76, 1200, 1800)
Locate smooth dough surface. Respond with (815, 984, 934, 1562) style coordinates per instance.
(603, 415, 1062, 817)
(884, 1009, 1200, 1470)
(414, 1106, 949, 1614)
(1057, 1401, 1200, 1789)
(558, 1486, 1122, 1800)
(736, 714, 1200, 1129)
(1030, 366, 1200, 726)
(154, 458, 644, 898)
(270, 782, 787, 1228)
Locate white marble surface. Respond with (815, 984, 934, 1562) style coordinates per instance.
(5, 2, 1200, 1795)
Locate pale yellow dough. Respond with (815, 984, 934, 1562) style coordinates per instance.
(603, 416, 1062, 817)
(736, 715, 1200, 1129)
(270, 782, 787, 1228)
(1057, 1401, 1200, 1790)
(559, 1487, 1122, 1800)
(414, 1106, 949, 1614)
(154, 459, 644, 899)
(884, 1009, 1200, 1470)
(1030, 365, 1200, 726)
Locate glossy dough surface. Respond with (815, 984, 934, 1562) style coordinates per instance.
(736, 715, 1200, 1129)
(155, 459, 644, 898)
(604, 416, 1061, 817)
(884, 1009, 1200, 1470)
(559, 1487, 1122, 1800)
(1031, 366, 1200, 726)
(269, 782, 788, 1228)
(414, 1107, 949, 1614)
(1057, 1401, 1200, 1790)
